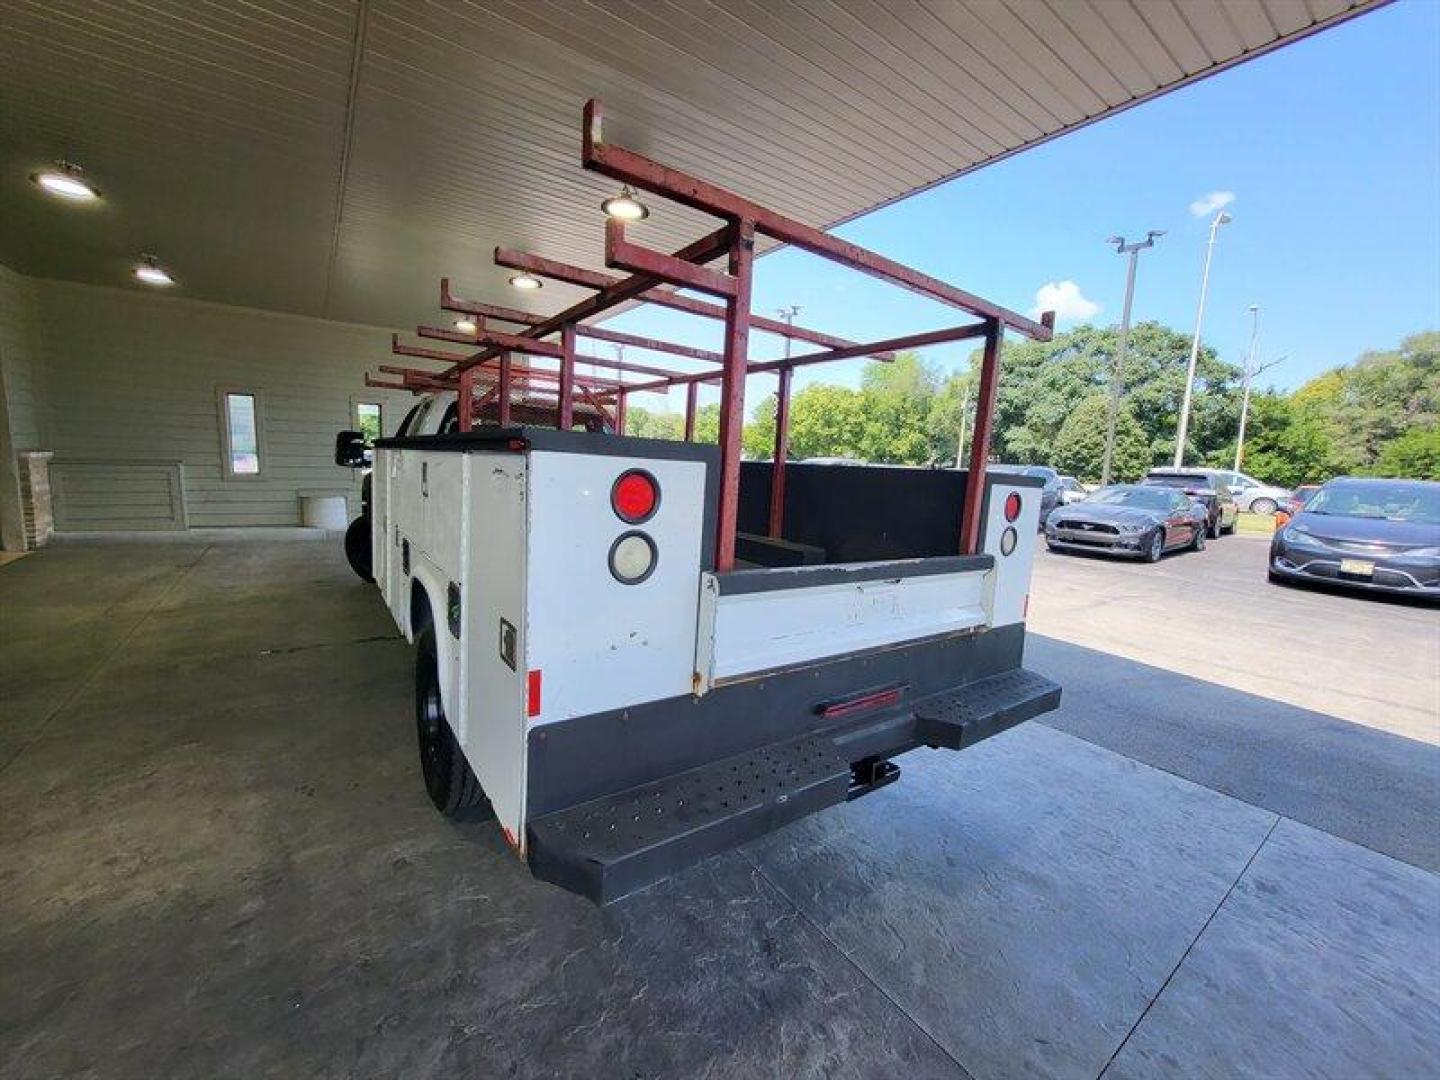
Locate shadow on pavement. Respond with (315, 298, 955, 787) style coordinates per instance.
(1028, 633, 1440, 872)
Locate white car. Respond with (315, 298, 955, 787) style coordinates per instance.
(1215, 470, 1293, 514)
(1167, 468, 1291, 515)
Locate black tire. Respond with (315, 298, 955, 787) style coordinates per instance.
(1221, 517, 1237, 536)
(415, 626, 490, 819)
(1144, 528, 1165, 563)
(1191, 524, 1206, 551)
(1250, 498, 1278, 516)
(1208, 514, 1221, 540)
(344, 515, 374, 583)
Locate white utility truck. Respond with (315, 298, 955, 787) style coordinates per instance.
(336, 99, 1061, 904)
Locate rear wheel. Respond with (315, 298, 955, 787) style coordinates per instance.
(1250, 497, 1277, 515)
(1144, 529, 1164, 563)
(344, 515, 374, 582)
(415, 626, 489, 819)
(1208, 514, 1221, 540)
(1191, 524, 1206, 551)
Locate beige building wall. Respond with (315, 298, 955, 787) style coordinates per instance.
(2, 269, 415, 532)
(0, 265, 45, 549)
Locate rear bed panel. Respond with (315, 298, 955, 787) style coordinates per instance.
(695, 555, 994, 689)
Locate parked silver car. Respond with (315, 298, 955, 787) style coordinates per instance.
(1179, 467, 1291, 514)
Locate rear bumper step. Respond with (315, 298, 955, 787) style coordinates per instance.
(914, 668, 1061, 750)
(527, 667, 1060, 904)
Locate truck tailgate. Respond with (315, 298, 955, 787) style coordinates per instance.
(695, 555, 993, 690)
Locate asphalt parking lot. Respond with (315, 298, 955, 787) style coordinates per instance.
(2, 534, 1437, 1079)
(1030, 529, 1438, 744)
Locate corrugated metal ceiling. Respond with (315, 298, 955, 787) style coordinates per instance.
(0, 0, 1378, 330)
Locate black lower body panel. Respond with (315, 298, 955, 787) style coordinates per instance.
(525, 628, 1060, 904)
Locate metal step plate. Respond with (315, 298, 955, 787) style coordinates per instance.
(914, 668, 1061, 751)
(527, 733, 850, 905)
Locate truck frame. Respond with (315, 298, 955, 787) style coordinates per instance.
(339, 100, 1061, 904)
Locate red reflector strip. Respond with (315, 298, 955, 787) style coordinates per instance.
(527, 669, 542, 717)
(817, 684, 907, 721)
(1004, 491, 1022, 522)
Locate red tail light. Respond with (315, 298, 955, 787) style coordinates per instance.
(612, 469, 659, 523)
(1003, 491, 1022, 522)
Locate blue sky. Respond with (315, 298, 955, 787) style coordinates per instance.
(608, 0, 1439, 416)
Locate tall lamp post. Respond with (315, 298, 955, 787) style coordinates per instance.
(1174, 209, 1232, 467)
(1234, 304, 1283, 471)
(777, 305, 801, 360)
(1101, 230, 1164, 485)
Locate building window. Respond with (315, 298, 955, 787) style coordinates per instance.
(218, 388, 264, 479)
(354, 401, 382, 442)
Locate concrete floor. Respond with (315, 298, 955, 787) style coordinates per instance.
(2, 534, 1437, 1079)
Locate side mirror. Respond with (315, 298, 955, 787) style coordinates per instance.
(334, 429, 369, 468)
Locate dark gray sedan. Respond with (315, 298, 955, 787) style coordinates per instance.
(1270, 477, 1440, 599)
(1044, 484, 1208, 562)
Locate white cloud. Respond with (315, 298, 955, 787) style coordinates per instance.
(1189, 190, 1236, 217)
(1029, 280, 1100, 323)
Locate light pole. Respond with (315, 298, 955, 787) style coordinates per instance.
(1101, 230, 1164, 485)
(1234, 305, 1283, 471)
(1174, 209, 1232, 467)
(777, 305, 801, 360)
(954, 382, 971, 469)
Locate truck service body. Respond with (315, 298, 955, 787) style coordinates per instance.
(356, 420, 1057, 903)
(341, 99, 1061, 904)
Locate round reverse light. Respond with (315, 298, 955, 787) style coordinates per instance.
(609, 531, 657, 585)
(1004, 491, 1022, 522)
(611, 469, 659, 524)
(1000, 526, 1018, 557)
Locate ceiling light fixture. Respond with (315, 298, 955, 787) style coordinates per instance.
(133, 254, 175, 287)
(601, 186, 649, 222)
(32, 160, 101, 202)
(454, 316, 478, 334)
(508, 272, 543, 291)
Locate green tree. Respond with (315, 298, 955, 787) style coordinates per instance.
(1372, 427, 1440, 480)
(626, 405, 683, 441)
(925, 373, 974, 465)
(1230, 393, 1332, 487)
(969, 322, 1241, 469)
(692, 402, 721, 444)
(786, 385, 866, 460)
(1051, 395, 1151, 483)
(743, 392, 777, 458)
(1293, 331, 1440, 474)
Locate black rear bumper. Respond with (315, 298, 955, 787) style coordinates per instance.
(526, 665, 1060, 904)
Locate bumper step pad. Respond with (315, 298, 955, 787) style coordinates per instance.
(914, 668, 1061, 750)
(527, 734, 851, 905)
(527, 667, 1060, 905)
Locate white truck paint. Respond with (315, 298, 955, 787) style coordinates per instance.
(353, 404, 1057, 902)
